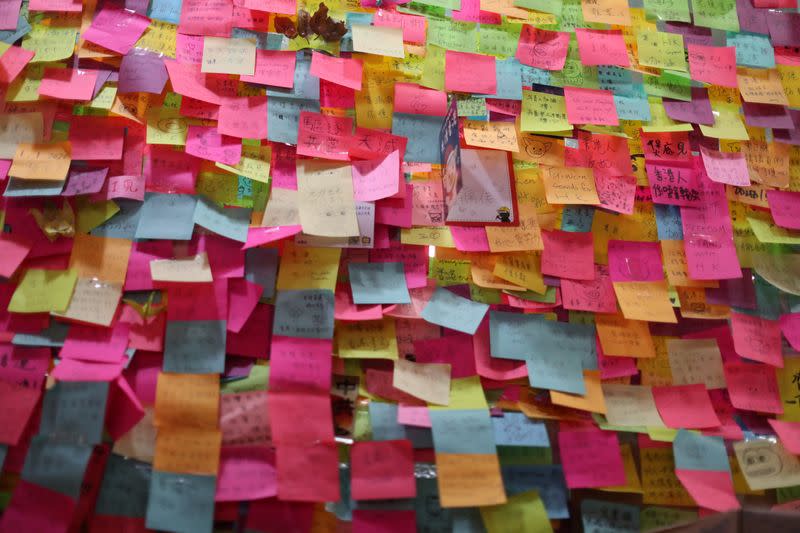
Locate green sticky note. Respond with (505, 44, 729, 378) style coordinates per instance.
(470, 284, 503, 304)
(643, 0, 690, 22)
(478, 21, 521, 58)
(514, 0, 563, 16)
(412, 0, 460, 8)
(429, 258, 472, 286)
(643, 72, 692, 101)
(692, 0, 739, 32)
(427, 18, 478, 54)
(457, 96, 488, 117)
(521, 90, 571, 132)
(421, 44, 446, 91)
(480, 490, 553, 533)
(8, 268, 78, 313)
(497, 446, 553, 465)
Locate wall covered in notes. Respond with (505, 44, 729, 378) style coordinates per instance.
(1, 0, 800, 531)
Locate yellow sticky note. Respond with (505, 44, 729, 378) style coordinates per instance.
(641, 446, 696, 506)
(596, 313, 656, 358)
(778, 64, 800, 108)
(89, 84, 117, 109)
(135, 19, 177, 58)
(636, 31, 687, 72)
(699, 105, 749, 141)
(738, 68, 789, 106)
(420, 44, 446, 91)
(748, 214, 800, 245)
(351, 24, 404, 58)
(216, 144, 271, 183)
(486, 203, 544, 253)
(493, 252, 546, 293)
(201, 37, 256, 76)
(778, 357, 800, 422)
(430, 375, 489, 410)
(521, 91, 570, 133)
(480, 490, 552, 533)
(401, 226, 456, 247)
(600, 443, 644, 494)
(23, 23, 78, 63)
(275, 242, 341, 291)
(582, 0, 632, 26)
(336, 317, 399, 359)
(9, 142, 71, 181)
(463, 120, 519, 152)
(76, 199, 120, 233)
(8, 268, 78, 313)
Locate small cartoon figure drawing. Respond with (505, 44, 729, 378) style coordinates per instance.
(496, 207, 511, 223)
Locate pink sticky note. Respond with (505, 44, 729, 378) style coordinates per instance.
(231, 5, 269, 31)
(730, 311, 782, 367)
(768, 419, 800, 455)
(564, 86, 619, 126)
(352, 150, 401, 202)
(397, 404, 431, 427)
(353, 510, 417, 533)
(350, 127, 408, 161)
(561, 266, 618, 314)
(0, 480, 75, 532)
(310, 52, 362, 91)
(218, 96, 268, 139)
(270, 142, 298, 189)
(145, 146, 199, 194)
(335, 285, 383, 321)
(119, 305, 165, 352)
(767, 190, 800, 230)
(373, 9, 427, 44)
(276, 441, 341, 502)
(239, 0, 296, 15)
(220, 390, 270, 445)
(394, 83, 447, 116)
(558, 426, 627, 488)
(296, 111, 353, 161)
(780, 313, 800, 351)
(82, 7, 151, 54)
(270, 391, 334, 445)
(28, 0, 81, 11)
(595, 174, 637, 215)
(320, 79, 355, 108)
(575, 28, 630, 67)
(0, 0, 21, 30)
(179, 0, 233, 37)
(700, 146, 750, 186)
(445, 50, 496, 94)
(216, 446, 277, 502)
(105, 376, 145, 440)
(51, 358, 126, 382)
(0, 380, 40, 445)
(70, 121, 124, 160)
(608, 240, 664, 282)
(473, 319, 528, 381)
(186, 125, 242, 165)
(60, 323, 130, 363)
(450, 226, 490, 252)
(241, 50, 297, 88)
(0, 233, 31, 278)
(351, 440, 416, 500)
(164, 60, 229, 104)
(243, 225, 302, 249)
(688, 45, 738, 88)
(647, 162, 703, 207)
(227, 278, 263, 334)
(598, 346, 638, 379)
(175, 32, 204, 64)
(675, 470, 740, 512)
(269, 336, 332, 394)
(541, 229, 595, 281)
(653, 384, 721, 429)
(0, 45, 34, 84)
(370, 240, 429, 289)
(226, 303, 272, 358)
(451, 0, 501, 23)
(516, 25, 570, 71)
(39, 68, 99, 101)
(0, 344, 49, 391)
(724, 361, 783, 414)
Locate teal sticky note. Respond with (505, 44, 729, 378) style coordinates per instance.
(145, 471, 216, 533)
(349, 262, 411, 305)
(429, 409, 497, 454)
(272, 289, 335, 339)
(478, 59, 523, 101)
(193, 196, 251, 243)
(21, 436, 94, 499)
(0, 16, 31, 44)
(526, 354, 585, 395)
(727, 32, 775, 69)
(501, 465, 569, 518)
(95, 454, 151, 518)
(392, 113, 446, 164)
(421, 287, 490, 335)
(673, 429, 731, 472)
(164, 320, 226, 374)
(39, 381, 109, 444)
(135, 193, 197, 240)
(521, 65, 551, 87)
(267, 96, 320, 145)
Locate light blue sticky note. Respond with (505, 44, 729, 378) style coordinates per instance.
(272, 289, 335, 339)
(0, 16, 31, 44)
(145, 471, 216, 533)
(581, 499, 640, 533)
(232, 29, 285, 50)
(39, 381, 109, 444)
(95, 454, 152, 518)
(245, 248, 279, 300)
(164, 320, 226, 374)
(392, 113, 446, 164)
(489, 311, 596, 367)
(92, 199, 143, 239)
(267, 54, 319, 100)
(521, 65, 551, 87)
(13, 320, 69, 347)
(429, 409, 497, 454)
(728, 32, 775, 69)
(421, 287, 489, 335)
(135, 193, 197, 240)
(478, 59, 523, 101)
(369, 402, 406, 441)
(193, 196, 251, 243)
(148, 0, 182, 24)
(654, 204, 684, 240)
(349, 262, 411, 305)
(673, 429, 731, 472)
(614, 94, 652, 121)
(562, 206, 594, 232)
(500, 465, 570, 519)
(492, 412, 551, 447)
(526, 354, 586, 395)
(267, 96, 320, 145)
(3, 177, 64, 197)
(21, 436, 94, 499)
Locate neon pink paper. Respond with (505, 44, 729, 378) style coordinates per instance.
(516, 25, 570, 70)
(653, 384, 721, 429)
(310, 52, 363, 90)
(445, 50, 496, 94)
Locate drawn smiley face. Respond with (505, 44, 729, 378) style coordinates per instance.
(741, 446, 783, 478)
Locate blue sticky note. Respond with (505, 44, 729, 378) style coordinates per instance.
(562, 206, 594, 232)
(135, 193, 197, 240)
(728, 32, 775, 69)
(478, 59, 523, 101)
(164, 320, 227, 374)
(232, 29, 285, 50)
(392, 113, 446, 164)
(421, 287, 489, 335)
(654, 204, 684, 240)
(349, 262, 411, 305)
(581, 499, 640, 533)
(245, 248, 279, 300)
(673, 429, 731, 472)
(369, 402, 406, 441)
(95, 454, 152, 518)
(148, 0, 182, 24)
(13, 320, 69, 347)
(3, 177, 64, 197)
(492, 412, 551, 447)
(146, 471, 216, 533)
(92, 199, 143, 239)
(500, 465, 570, 519)
(614, 94, 652, 121)
(521, 65, 551, 87)
(267, 54, 319, 100)
(429, 409, 497, 454)
(272, 289, 335, 339)
(526, 354, 585, 395)
(39, 381, 109, 444)
(193, 196, 251, 243)
(489, 311, 596, 367)
(267, 96, 320, 145)
(21, 436, 94, 499)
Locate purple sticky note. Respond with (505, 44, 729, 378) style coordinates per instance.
(767, 11, 800, 47)
(736, 0, 769, 35)
(62, 167, 109, 196)
(742, 102, 795, 129)
(663, 87, 715, 126)
(119, 52, 169, 94)
(0, 0, 21, 30)
(125, 0, 150, 16)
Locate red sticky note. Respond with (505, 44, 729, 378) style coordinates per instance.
(179, 0, 233, 37)
(515, 25, 570, 71)
(652, 384, 721, 429)
(39, 68, 99, 101)
(218, 96, 268, 139)
(563, 86, 619, 126)
(675, 470, 740, 512)
(269, 336, 332, 394)
(241, 50, 297, 88)
(558, 426, 626, 488)
(296, 111, 353, 161)
(724, 361, 783, 414)
(351, 440, 416, 500)
(0, 380, 40, 445)
(245, 498, 313, 532)
(105, 376, 145, 440)
(640, 131, 692, 164)
(269, 392, 333, 444)
(767, 190, 800, 230)
(216, 446, 277, 502)
(541, 229, 595, 281)
(688, 45, 738, 88)
(0, 45, 34, 84)
(575, 28, 630, 67)
(69, 121, 124, 160)
(0, 233, 31, 278)
(561, 265, 619, 314)
(0, 480, 75, 532)
(52, 358, 125, 382)
(647, 162, 703, 207)
(394, 83, 447, 116)
(414, 333, 476, 378)
(768, 419, 800, 455)
(353, 509, 417, 533)
(608, 240, 664, 282)
(594, 174, 637, 215)
(444, 50, 496, 94)
(730, 311, 782, 367)
(276, 441, 340, 502)
(310, 52, 363, 91)
(185, 125, 242, 166)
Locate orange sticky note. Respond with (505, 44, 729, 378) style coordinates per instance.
(596, 314, 656, 358)
(9, 142, 71, 181)
(542, 165, 600, 205)
(550, 370, 607, 414)
(154, 426, 222, 475)
(154, 372, 220, 428)
(435, 452, 507, 508)
(69, 233, 132, 284)
(581, 0, 632, 26)
(613, 280, 678, 323)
